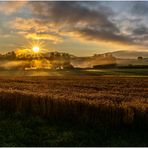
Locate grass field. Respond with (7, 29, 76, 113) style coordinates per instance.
(0, 75, 147, 146)
(0, 68, 148, 76)
(82, 68, 148, 76)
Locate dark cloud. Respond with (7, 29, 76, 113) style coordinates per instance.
(28, 2, 118, 31)
(74, 27, 134, 45)
(132, 26, 148, 36)
(28, 1, 136, 45)
(9, 1, 148, 47)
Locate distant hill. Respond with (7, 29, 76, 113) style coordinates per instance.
(71, 51, 148, 68)
(110, 50, 148, 59)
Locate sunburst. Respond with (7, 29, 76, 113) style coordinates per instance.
(32, 46, 40, 53)
(16, 39, 47, 58)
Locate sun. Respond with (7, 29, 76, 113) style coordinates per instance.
(32, 46, 40, 53)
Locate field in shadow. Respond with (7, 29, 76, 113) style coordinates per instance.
(0, 111, 147, 147)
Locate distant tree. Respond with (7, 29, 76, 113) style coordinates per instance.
(138, 56, 143, 61)
(3, 51, 16, 60)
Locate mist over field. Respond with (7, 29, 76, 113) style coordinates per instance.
(0, 49, 148, 72)
(0, 1, 148, 147)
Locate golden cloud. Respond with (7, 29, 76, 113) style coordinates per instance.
(9, 18, 50, 32)
(25, 33, 62, 44)
(0, 1, 27, 15)
(9, 18, 63, 44)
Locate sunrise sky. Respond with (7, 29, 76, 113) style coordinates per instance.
(0, 1, 148, 56)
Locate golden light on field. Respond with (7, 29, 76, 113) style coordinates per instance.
(32, 46, 40, 53)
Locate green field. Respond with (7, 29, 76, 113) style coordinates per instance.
(0, 68, 148, 76)
(82, 68, 148, 76)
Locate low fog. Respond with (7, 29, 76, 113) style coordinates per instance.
(0, 50, 147, 76)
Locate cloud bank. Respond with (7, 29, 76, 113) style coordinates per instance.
(0, 1, 148, 54)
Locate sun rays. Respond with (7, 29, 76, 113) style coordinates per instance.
(32, 46, 40, 53)
(16, 39, 47, 58)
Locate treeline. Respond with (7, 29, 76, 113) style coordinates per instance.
(117, 65, 148, 69)
(0, 51, 74, 70)
(93, 64, 148, 69)
(0, 51, 72, 61)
